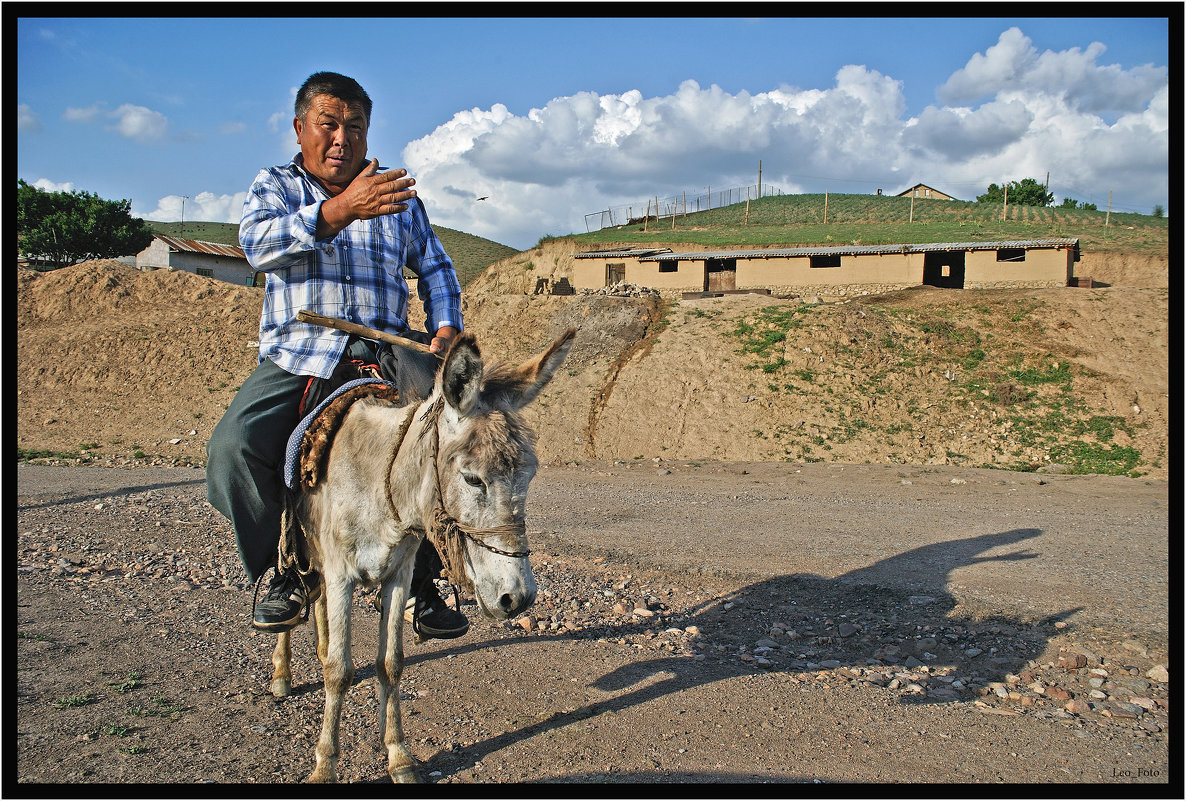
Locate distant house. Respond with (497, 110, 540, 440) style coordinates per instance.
(895, 183, 957, 201)
(136, 234, 262, 286)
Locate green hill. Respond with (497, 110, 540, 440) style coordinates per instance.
(561, 193, 1168, 256)
(147, 220, 516, 287)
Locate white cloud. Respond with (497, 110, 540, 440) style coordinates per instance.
(109, 104, 168, 141)
(32, 178, 75, 193)
(938, 27, 1166, 114)
(905, 100, 1034, 160)
(140, 191, 249, 225)
(395, 30, 1167, 249)
(19, 104, 42, 132)
(64, 103, 103, 123)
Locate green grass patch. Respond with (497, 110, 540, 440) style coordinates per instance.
(564, 192, 1167, 256)
(1009, 360, 1073, 386)
(1049, 442, 1142, 476)
(18, 447, 82, 461)
(53, 692, 97, 709)
(108, 673, 143, 694)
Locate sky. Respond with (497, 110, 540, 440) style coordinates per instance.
(15, 13, 1172, 251)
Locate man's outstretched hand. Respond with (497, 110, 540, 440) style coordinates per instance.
(317, 159, 416, 239)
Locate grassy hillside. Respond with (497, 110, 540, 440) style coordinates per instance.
(561, 193, 1168, 256)
(147, 220, 516, 287)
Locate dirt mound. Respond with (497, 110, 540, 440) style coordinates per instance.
(18, 261, 263, 465)
(16, 253, 1168, 479)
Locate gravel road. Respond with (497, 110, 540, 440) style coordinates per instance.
(15, 461, 1171, 786)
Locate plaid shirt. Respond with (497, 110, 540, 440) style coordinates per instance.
(240, 154, 463, 379)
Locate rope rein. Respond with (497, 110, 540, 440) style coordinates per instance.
(387, 396, 532, 595)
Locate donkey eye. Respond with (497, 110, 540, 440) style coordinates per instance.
(462, 474, 486, 490)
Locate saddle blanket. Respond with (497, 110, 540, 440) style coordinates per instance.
(284, 378, 402, 491)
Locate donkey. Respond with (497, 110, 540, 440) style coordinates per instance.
(270, 328, 575, 783)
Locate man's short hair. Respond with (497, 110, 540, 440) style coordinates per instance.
(295, 72, 372, 124)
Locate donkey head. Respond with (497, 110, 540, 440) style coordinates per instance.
(431, 328, 576, 620)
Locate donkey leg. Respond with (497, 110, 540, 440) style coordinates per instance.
(307, 579, 353, 784)
(376, 574, 419, 783)
(314, 589, 330, 668)
(270, 630, 293, 697)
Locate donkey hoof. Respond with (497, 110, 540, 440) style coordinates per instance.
(270, 678, 291, 697)
(389, 766, 421, 784)
(306, 767, 336, 783)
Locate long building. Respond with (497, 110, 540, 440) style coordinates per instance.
(572, 239, 1082, 296)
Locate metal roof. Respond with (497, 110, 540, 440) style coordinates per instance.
(637, 239, 1079, 261)
(154, 235, 246, 260)
(572, 247, 673, 259)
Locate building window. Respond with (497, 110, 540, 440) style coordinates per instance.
(996, 248, 1026, 262)
(196, 268, 214, 278)
(810, 254, 841, 269)
(658, 261, 677, 273)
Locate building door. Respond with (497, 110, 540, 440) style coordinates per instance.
(705, 259, 737, 292)
(607, 263, 625, 286)
(922, 252, 965, 288)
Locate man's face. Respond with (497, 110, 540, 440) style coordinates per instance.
(294, 94, 369, 194)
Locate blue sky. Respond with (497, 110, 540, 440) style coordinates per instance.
(16, 14, 1172, 250)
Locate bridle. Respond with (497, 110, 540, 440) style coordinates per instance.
(384, 396, 531, 595)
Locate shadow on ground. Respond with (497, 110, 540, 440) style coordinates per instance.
(400, 527, 1078, 782)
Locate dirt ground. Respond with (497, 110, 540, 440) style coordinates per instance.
(13, 250, 1172, 788)
(14, 460, 1171, 786)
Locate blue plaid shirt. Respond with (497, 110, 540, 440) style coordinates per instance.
(240, 154, 463, 379)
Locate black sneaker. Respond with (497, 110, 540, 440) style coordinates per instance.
(405, 583, 469, 640)
(252, 568, 322, 632)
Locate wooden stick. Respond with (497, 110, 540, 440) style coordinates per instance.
(295, 310, 437, 356)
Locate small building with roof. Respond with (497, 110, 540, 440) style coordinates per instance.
(136, 234, 261, 286)
(895, 183, 958, 201)
(571, 239, 1081, 296)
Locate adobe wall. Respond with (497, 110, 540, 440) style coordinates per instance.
(738, 252, 922, 288)
(964, 248, 1072, 284)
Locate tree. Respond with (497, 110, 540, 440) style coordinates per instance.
(976, 178, 1054, 207)
(1059, 197, 1097, 211)
(1152, 204, 1165, 218)
(17, 180, 155, 269)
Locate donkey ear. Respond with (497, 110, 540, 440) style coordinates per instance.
(501, 328, 577, 409)
(439, 332, 484, 415)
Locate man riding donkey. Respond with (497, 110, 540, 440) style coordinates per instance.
(207, 71, 470, 640)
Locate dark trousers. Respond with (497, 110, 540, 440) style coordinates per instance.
(207, 341, 443, 588)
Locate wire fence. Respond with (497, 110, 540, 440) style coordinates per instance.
(584, 183, 783, 232)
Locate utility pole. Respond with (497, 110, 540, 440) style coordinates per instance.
(1106, 190, 1112, 227)
(757, 159, 762, 200)
(181, 195, 189, 233)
